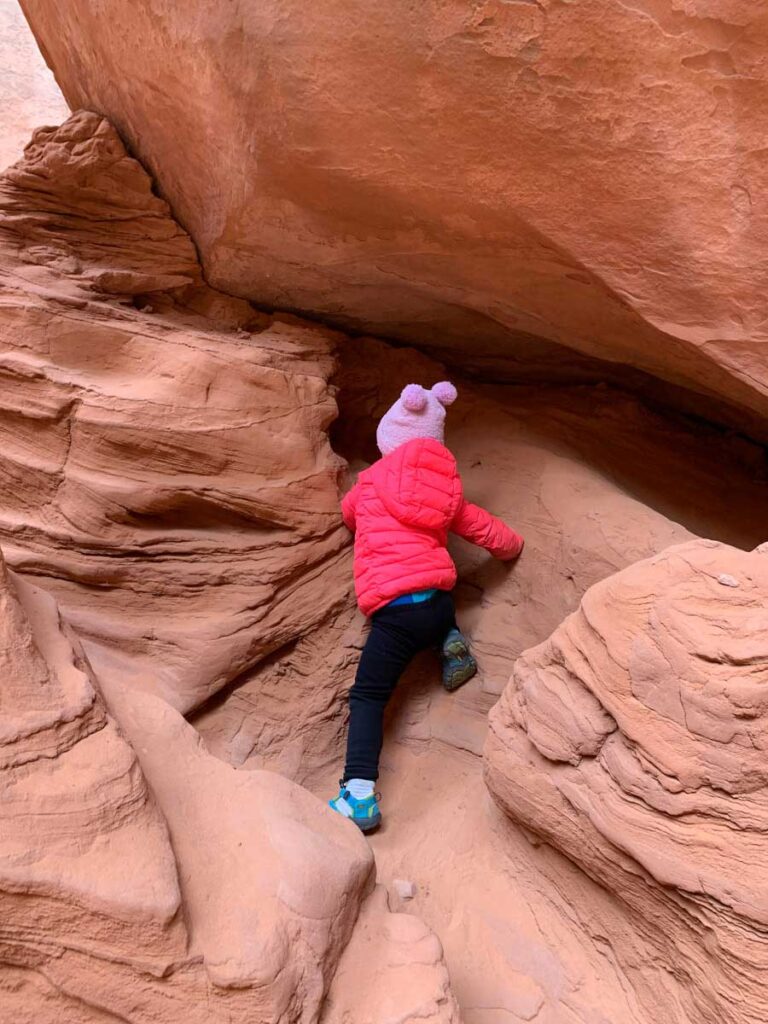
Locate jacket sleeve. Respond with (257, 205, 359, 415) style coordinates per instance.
(341, 482, 360, 532)
(450, 498, 524, 560)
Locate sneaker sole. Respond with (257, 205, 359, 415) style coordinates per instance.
(355, 813, 382, 834)
(442, 656, 478, 692)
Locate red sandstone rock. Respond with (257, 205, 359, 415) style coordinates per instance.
(0, 544, 390, 1023)
(99, 674, 375, 1016)
(323, 886, 460, 1024)
(0, 548, 188, 1016)
(485, 539, 768, 1024)
(2, 111, 201, 294)
(18, 0, 768, 431)
(0, 112, 351, 714)
(1, 71, 767, 1023)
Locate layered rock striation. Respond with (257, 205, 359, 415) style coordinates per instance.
(0, 542, 406, 1023)
(0, 111, 350, 713)
(486, 539, 768, 1024)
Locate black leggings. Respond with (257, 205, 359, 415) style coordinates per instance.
(344, 590, 457, 781)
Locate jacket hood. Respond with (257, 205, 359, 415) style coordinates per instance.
(366, 437, 462, 531)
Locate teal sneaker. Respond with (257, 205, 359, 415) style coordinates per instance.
(441, 628, 478, 692)
(329, 781, 382, 833)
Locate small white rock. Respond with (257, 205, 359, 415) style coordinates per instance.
(717, 573, 740, 588)
(393, 878, 416, 900)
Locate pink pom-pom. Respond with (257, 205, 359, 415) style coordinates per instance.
(401, 383, 427, 412)
(432, 381, 457, 406)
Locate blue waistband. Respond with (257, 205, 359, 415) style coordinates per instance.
(387, 589, 438, 607)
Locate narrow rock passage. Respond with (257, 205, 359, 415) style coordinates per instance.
(198, 337, 768, 1023)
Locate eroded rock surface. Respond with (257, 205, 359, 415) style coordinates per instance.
(322, 886, 460, 1024)
(0, 546, 188, 1019)
(486, 539, 768, 1024)
(0, 111, 350, 713)
(1, 75, 768, 1024)
(99, 677, 375, 1020)
(0, 110, 461, 1024)
(0, 543, 389, 1023)
(19, 0, 768, 431)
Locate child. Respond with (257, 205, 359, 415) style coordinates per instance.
(329, 381, 524, 832)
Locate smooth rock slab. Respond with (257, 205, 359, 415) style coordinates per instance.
(18, 0, 768, 430)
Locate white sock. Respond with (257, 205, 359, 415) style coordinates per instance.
(346, 778, 375, 800)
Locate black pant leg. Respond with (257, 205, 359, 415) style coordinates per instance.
(344, 613, 420, 781)
(343, 591, 460, 782)
(429, 590, 458, 651)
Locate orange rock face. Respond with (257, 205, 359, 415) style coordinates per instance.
(18, 0, 768, 430)
(485, 539, 768, 1024)
(0, 111, 353, 714)
(0, 540, 446, 1023)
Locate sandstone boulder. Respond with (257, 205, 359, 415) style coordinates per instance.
(485, 539, 768, 1024)
(98, 675, 375, 1020)
(18, 0, 768, 432)
(322, 886, 460, 1024)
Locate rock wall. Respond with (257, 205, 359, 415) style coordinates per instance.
(0, 111, 351, 713)
(485, 539, 768, 1024)
(0, 539, 446, 1023)
(18, 0, 768, 433)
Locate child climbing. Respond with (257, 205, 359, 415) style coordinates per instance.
(329, 381, 524, 832)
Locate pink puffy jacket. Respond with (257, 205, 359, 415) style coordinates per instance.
(341, 437, 524, 616)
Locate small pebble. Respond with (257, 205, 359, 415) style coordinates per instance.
(717, 573, 740, 588)
(393, 878, 416, 900)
